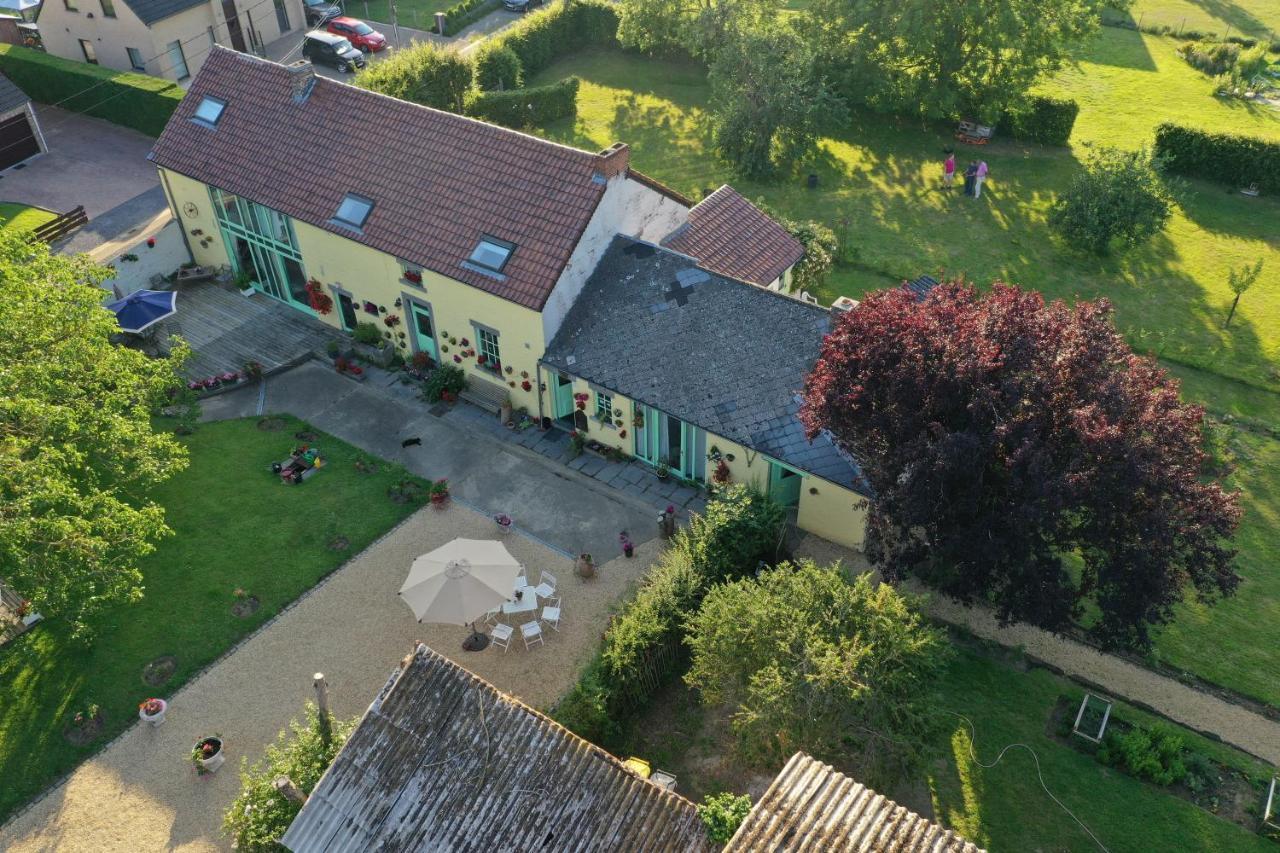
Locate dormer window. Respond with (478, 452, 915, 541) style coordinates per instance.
(468, 236, 514, 273)
(191, 96, 226, 128)
(332, 193, 373, 232)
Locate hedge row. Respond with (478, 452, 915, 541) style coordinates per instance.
(491, 0, 620, 79)
(435, 0, 501, 36)
(0, 45, 184, 137)
(553, 486, 785, 746)
(1154, 123, 1280, 194)
(464, 77, 578, 127)
(1001, 94, 1079, 147)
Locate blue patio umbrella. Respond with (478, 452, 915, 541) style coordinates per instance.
(105, 289, 177, 334)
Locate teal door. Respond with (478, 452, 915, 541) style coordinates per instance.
(634, 405, 702, 481)
(553, 375, 575, 423)
(768, 461, 803, 508)
(409, 302, 437, 361)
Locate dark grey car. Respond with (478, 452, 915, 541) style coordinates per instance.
(303, 0, 342, 26)
(301, 31, 366, 73)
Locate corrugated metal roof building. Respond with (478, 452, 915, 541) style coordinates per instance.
(281, 644, 714, 852)
(726, 753, 985, 853)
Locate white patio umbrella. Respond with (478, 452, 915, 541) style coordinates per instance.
(398, 538, 522, 651)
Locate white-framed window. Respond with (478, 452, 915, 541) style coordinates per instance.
(127, 47, 146, 71)
(595, 391, 613, 423)
(79, 39, 97, 64)
(166, 39, 189, 80)
(475, 326, 501, 373)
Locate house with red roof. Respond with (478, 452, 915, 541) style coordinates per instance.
(150, 48, 869, 548)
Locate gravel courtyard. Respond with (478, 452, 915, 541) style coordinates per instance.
(0, 503, 661, 852)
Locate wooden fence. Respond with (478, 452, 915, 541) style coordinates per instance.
(32, 205, 88, 243)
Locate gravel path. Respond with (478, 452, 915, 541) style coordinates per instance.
(791, 535, 1280, 767)
(0, 504, 662, 852)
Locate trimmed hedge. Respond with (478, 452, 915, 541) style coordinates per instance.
(1154, 123, 1280, 194)
(435, 0, 501, 36)
(473, 43, 523, 91)
(464, 77, 578, 127)
(1001, 94, 1079, 147)
(492, 0, 619, 79)
(0, 45, 183, 137)
(354, 41, 472, 112)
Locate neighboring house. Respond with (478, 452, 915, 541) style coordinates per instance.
(726, 753, 985, 852)
(37, 0, 303, 83)
(149, 47, 869, 549)
(0, 71, 44, 169)
(280, 643, 716, 851)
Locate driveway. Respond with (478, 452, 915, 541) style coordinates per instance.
(0, 106, 159, 218)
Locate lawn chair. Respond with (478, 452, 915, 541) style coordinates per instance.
(534, 570, 557, 600)
(541, 597, 562, 632)
(490, 623, 514, 652)
(520, 620, 544, 650)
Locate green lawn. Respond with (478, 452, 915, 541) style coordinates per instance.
(1110, 0, 1280, 39)
(0, 415, 424, 823)
(343, 0, 455, 29)
(0, 202, 55, 233)
(523, 44, 1280, 706)
(620, 647, 1276, 852)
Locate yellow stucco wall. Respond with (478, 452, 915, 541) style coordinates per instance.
(797, 481, 869, 550)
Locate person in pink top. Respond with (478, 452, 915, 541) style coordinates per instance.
(943, 152, 956, 191)
(975, 160, 989, 198)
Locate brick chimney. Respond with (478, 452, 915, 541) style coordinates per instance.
(597, 142, 630, 179)
(287, 61, 316, 105)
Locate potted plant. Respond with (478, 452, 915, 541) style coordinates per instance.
(619, 531, 634, 558)
(655, 459, 670, 481)
(243, 360, 264, 380)
(235, 271, 255, 297)
(429, 479, 450, 509)
(576, 553, 596, 578)
(139, 697, 167, 726)
(304, 279, 334, 315)
(191, 736, 225, 775)
(494, 512, 513, 532)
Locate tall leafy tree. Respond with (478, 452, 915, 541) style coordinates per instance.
(617, 0, 780, 60)
(1224, 258, 1264, 328)
(684, 561, 949, 788)
(0, 232, 188, 636)
(801, 282, 1241, 649)
(1049, 146, 1176, 255)
(709, 23, 846, 178)
(804, 0, 1102, 121)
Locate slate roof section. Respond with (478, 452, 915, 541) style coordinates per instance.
(663, 185, 804, 287)
(905, 274, 940, 301)
(123, 0, 206, 25)
(0, 72, 30, 114)
(727, 753, 986, 853)
(281, 644, 713, 853)
(150, 48, 611, 311)
(542, 237, 868, 494)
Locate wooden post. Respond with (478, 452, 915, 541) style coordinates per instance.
(274, 776, 308, 804)
(314, 672, 330, 721)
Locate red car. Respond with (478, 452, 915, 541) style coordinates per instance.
(325, 17, 387, 52)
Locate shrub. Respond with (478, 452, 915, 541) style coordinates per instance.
(422, 363, 466, 402)
(1097, 724, 1187, 786)
(435, 0, 500, 35)
(222, 704, 356, 851)
(473, 43, 523, 91)
(1049, 145, 1175, 255)
(1000, 94, 1079, 147)
(353, 321, 383, 346)
(552, 651, 615, 744)
(783, 218, 837, 292)
(1178, 39, 1239, 75)
(699, 792, 752, 843)
(0, 45, 183, 137)
(684, 484, 785, 584)
(1153, 123, 1280, 194)
(491, 0, 619, 79)
(464, 78, 578, 128)
(354, 41, 471, 112)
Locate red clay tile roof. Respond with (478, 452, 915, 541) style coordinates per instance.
(663, 185, 804, 286)
(150, 48, 610, 311)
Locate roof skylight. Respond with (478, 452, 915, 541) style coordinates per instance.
(191, 96, 226, 128)
(468, 236, 514, 273)
(332, 193, 374, 231)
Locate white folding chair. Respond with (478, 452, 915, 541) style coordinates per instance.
(534, 570, 557, 600)
(541, 597, 562, 632)
(520, 620, 544, 650)
(490, 623, 514, 652)
(514, 569, 528, 593)
(483, 605, 502, 627)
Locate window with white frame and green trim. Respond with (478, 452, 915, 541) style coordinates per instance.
(595, 390, 613, 424)
(475, 325, 501, 374)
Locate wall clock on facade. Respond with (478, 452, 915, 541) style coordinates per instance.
(182, 202, 199, 218)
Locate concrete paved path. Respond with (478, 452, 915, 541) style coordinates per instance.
(201, 361, 658, 559)
(0, 504, 666, 852)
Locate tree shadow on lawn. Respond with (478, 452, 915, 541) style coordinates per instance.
(1069, 25, 1158, 72)
(1193, 0, 1272, 39)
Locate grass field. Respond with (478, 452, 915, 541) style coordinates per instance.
(1111, 0, 1279, 39)
(0, 416, 424, 823)
(523, 41, 1280, 707)
(620, 647, 1277, 852)
(342, 0, 454, 30)
(0, 202, 55, 233)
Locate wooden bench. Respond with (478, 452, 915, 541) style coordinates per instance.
(460, 376, 509, 415)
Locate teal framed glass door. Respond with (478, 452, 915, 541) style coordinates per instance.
(768, 460, 803, 508)
(634, 404, 703, 481)
(213, 187, 310, 313)
(553, 375, 575, 425)
(408, 300, 437, 361)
